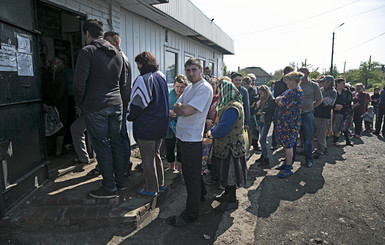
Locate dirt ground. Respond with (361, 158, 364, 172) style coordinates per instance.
(2, 130, 385, 245)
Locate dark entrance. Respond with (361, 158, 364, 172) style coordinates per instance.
(0, 0, 85, 218)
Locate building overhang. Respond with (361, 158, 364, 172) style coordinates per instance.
(116, 0, 234, 54)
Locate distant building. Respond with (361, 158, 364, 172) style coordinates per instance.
(244, 67, 272, 85)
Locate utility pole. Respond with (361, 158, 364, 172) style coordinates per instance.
(343, 60, 346, 76)
(366, 55, 372, 89)
(330, 23, 345, 75)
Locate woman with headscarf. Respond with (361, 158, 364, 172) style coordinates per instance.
(208, 77, 247, 212)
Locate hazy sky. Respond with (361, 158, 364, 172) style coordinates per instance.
(190, 0, 385, 75)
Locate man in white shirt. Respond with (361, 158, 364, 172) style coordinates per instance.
(167, 58, 213, 227)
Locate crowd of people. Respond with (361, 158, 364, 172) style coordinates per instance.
(41, 19, 385, 227)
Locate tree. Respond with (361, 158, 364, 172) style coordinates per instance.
(223, 63, 228, 76)
(273, 69, 283, 81)
(345, 61, 384, 89)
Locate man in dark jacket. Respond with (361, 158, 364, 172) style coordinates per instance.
(314, 75, 337, 158)
(74, 19, 128, 199)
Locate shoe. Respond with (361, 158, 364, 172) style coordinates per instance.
(364, 129, 370, 133)
(217, 201, 239, 212)
(214, 191, 230, 202)
(313, 152, 323, 159)
(116, 184, 127, 191)
(167, 215, 188, 227)
(346, 141, 354, 146)
(323, 148, 328, 155)
(333, 142, 340, 147)
(382, 132, 385, 138)
(270, 145, 278, 150)
(278, 168, 293, 178)
(255, 156, 264, 163)
(159, 185, 165, 192)
(72, 157, 89, 164)
(275, 163, 293, 170)
(137, 187, 157, 197)
(135, 162, 143, 170)
(256, 147, 262, 152)
(168, 162, 175, 170)
(354, 134, 360, 138)
(305, 161, 313, 168)
(89, 187, 117, 199)
(87, 168, 101, 176)
(218, 184, 226, 190)
(373, 131, 380, 135)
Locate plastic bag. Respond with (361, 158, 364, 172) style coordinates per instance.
(45, 107, 63, 136)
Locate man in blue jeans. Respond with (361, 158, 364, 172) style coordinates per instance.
(298, 67, 323, 168)
(74, 19, 129, 198)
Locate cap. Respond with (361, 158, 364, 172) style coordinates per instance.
(368, 105, 374, 109)
(320, 75, 334, 83)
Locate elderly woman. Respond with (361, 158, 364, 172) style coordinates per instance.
(209, 78, 247, 211)
(255, 85, 276, 166)
(127, 52, 169, 196)
(165, 74, 188, 171)
(274, 72, 304, 178)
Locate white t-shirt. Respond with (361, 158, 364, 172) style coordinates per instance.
(176, 79, 213, 142)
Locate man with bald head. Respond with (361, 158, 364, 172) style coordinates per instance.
(298, 67, 322, 168)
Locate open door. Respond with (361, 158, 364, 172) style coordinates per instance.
(0, 0, 48, 218)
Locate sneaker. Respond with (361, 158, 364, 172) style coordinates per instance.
(217, 201, 239, 212)
(159, 185, 165, 192)
(305, 161, 313, 168)
(346, 141, 354, 146)
(270, 145, 278, 150)
(333, 142, 340, 147)
(275, 163, 293, 170)
(89, 187, 117, 199)
(116, 184, 127, 191)
(278, 169, 293, 178)
(137, 187, 157, 197)
(313, 152, 323, 159)
(214, 191, 230, 202)
(135, 162, 143, 170)
(373, 131, 380, 135)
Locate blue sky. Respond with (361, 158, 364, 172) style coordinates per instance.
(190, 0, 385, 74)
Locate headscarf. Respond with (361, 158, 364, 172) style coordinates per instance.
(217, 80, 242, 116)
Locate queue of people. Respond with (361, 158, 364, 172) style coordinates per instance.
(40, 18, 385, 227)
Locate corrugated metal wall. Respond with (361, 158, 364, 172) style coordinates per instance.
(120, 7, 224, 79)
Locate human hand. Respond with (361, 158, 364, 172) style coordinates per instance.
(205, 119, 213, 128)
(335, 104, 343, 110)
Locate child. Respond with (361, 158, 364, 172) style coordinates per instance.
(362, 105, 375, 133)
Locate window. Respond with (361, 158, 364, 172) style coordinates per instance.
(199, 57, 206, 70)
(209, 61, 215, 76)
(165, 50, 177, 84)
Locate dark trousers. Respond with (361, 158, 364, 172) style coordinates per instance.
(375, 106, 385, 134)
(165, 136, 181, 163)
(178, 140, 204, 222)
(353, 112, 363, 134)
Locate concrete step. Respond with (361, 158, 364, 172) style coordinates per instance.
(0, 156, 183, 234)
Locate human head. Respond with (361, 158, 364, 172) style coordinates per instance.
(173, 74, 188, 97)
(104, 31, 121, 49)
(231, 72, 242, 89)
(374, 86, 380, 94)
(283, 71, 304, 86)
(258, 84, 272, 99)
(83, 19, 104, 44)
(368, 105, 374, 112)
(283, 66, 294, 75)
(271, 81, 275, 88)
(208, 77, 219, 95)
(51, 57, 66, 74)
(184, 58, 202, 84)
(204, 66, 211, 76)
(242, 76, 253, 89)
(355, 83, 364, 93)
(217, 76, 231, 90)
(134, 52, 159, 75)
(247, 73, 256, 83)
(319, 75, 334, 89)
(299, 67, 309, 78)
(335, 76, 346, 90)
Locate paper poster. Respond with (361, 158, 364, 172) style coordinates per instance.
(0, 43, 17, 72)
(17, 34, 31, 54)
(17, 52, 34, 76)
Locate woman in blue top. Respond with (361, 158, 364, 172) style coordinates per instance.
(165, 75, 188, 171)
(274, 71, 304, 178)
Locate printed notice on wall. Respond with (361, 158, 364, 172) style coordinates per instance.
(0, 43, 17, 72)
(17, 52, 33, 76)
(16, 33, 34, 76)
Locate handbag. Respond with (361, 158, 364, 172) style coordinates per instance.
(45, 107, 63, 136)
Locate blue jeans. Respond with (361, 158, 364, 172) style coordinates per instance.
(84, 105, 125, 192)
(301, 112, 314, 163)
(259, 121, 271, 158)
(122, 107, 132, 173)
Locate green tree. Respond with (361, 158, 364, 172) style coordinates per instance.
(346, 61, 384, 88)
(223, 63, 228, 76)
(273, 69, 283, 80)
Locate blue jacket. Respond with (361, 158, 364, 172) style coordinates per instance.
(127, 71, 169, 140)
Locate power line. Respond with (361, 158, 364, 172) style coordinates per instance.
(346, 31, 385, 51)
(233, 0, 360, 38)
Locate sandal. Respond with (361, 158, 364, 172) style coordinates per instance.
(167, 215, 187, 227)
(137, 187, 157, 196)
